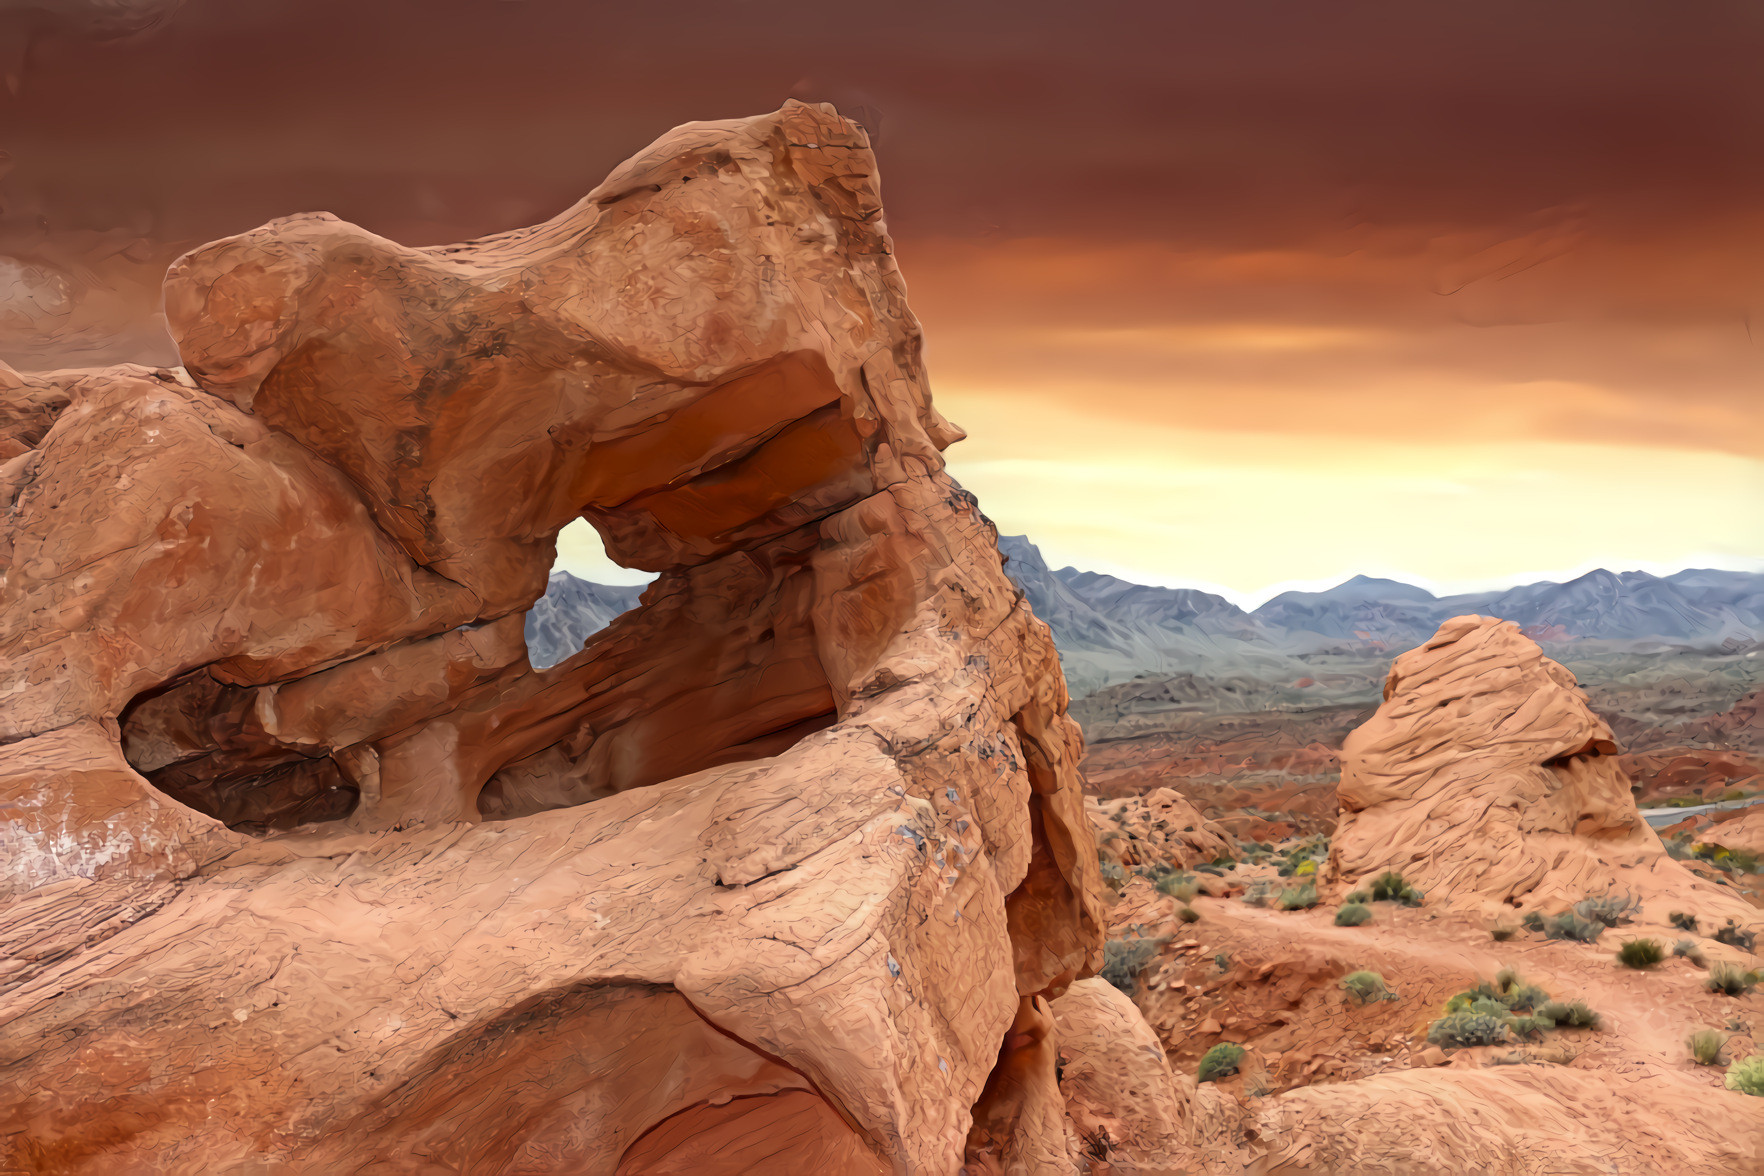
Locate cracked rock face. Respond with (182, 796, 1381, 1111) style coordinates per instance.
(0, 102, 1103, 1174)
(1326, 615, 1761, 926)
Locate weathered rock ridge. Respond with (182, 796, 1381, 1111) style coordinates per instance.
(1327, 615, 1761, 926)
(0, 103, 1105, 1174)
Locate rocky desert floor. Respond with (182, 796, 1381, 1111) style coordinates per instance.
(1065, 625, 1764, 1174)
(1073, 838, 1764, 1174)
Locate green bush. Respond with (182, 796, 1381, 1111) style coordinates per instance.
(1706, 963, 1761, 997)
(1726, 1055, 1764, 1096)
(1157, 874, 1201, 904)
(1687, 1029, 1729, 1066)
(1335, 903, 1372, 926)
(1340, 970, 1393, 1005)
(1100, 937, 1163, 995)
(1098, 859, 1127, 890)
(1546, 912, 1604, 943)
(1616, 938, 1665, 969)
(1177, 905, 1201, 924)
(1427, 1011, 1509, 1049)
(1504, 983, 1549, 1013)
(1537, 999, 1600, 1029)
(1574, 894, 1639, 927)
(1278, 882, 1318, 911)
(1369, 871, 1408, 901)
(1345, 889, 1371, 904)
(1197, 1042, 1246, 1083)
(1713, 920, 1758, 952)
(1521, 911, 1545, 932)
(1669, 911, 1698, 932)
(1674, 938, 1706, 966)
(1509, 1014, 1550, 1040)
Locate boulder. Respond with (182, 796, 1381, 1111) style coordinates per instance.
(1326, 616, 1759, 927)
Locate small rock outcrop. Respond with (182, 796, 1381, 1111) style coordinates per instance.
(1327, 615, 1759, 925)
(1089, 787, 1238, 871)
(0, 103, 1103, 1174)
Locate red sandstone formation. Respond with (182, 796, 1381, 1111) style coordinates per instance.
(1702, 807, 1764, 857)
(0, 103, 1105, 1173)
(1326, 616, 1760, 926)
(1088, 787, 1238, 872)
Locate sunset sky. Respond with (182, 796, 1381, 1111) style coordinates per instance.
(3, 0, 1759, 604)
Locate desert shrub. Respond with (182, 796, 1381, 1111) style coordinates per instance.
(1369, 871, 1408, 901)
(1294, 859, 1318, 877)
(1674, 939, 1707, 966)
(1157, 873, 1200, 903)
(1427, 1011, 1509, 1049)
(1345, 889, 1371, 904)
(1276, 864, 1294, 877)
(1177, 906, 1201, 924)
(1687, 1029, 1730, 1066)
(1726, 1055, 1764, 1096)
(1495, 966, 1518, 990)
(1241, 885, 1271, 908)
(1536, 999, 1600, 1029)
(1341, 970, 1394, 1005)
(1522, 911, 1546, 932)
(1546, 912, 1604, 943)
(1214, 953, 1231, 972)
(1616, 938, 1665, 969)
(1098, 859, 1127, 890)
(1399, 886, 1425, 907)
(1101, 937, 1163, 995)
(1278, 882, 1318, 911)
(1669, 911, 1698, 932)
(1574, 894, 1639, 927)
(1509, 1014, 1550, 1040)
(1714, 920, 1758, 952)
(1335, 903, 1372, 926)
(1706, 963, 1761, 997)
(1491, 925, 1517, 941)
(1504, 983, 1550, 1013)
(1197, 1042, 1246, 1083)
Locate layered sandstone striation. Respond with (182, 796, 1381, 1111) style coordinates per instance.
(1325, 615, 1762, 925)
(0, 103, 1105, 1174)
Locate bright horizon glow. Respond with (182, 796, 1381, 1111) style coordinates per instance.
(550, 389, 1764, 610)
(938, 389, 1763, 610)
(551, 516, 1764, 613)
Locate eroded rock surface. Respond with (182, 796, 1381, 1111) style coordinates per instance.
(0, 103, 1103, 1174)
(1089, 787, 1237, 873)
(1325, 616, 1761, 925)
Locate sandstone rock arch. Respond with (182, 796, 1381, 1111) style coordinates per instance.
(0, 103, 1102, 1173)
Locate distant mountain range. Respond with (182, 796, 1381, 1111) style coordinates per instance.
(525, 574, 645, 669)
(527, 541, 1764, 695)
(999, 536, 1764, 695)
